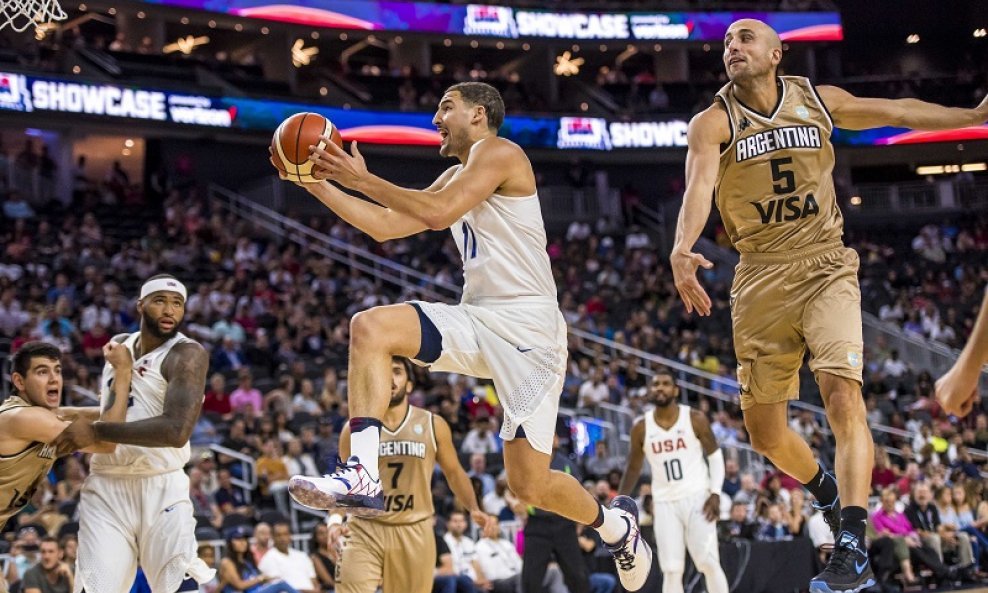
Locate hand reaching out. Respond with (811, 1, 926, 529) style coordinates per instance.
(671, 250, 714, 316)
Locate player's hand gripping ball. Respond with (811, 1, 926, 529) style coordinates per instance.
(270, 112, 343, 183)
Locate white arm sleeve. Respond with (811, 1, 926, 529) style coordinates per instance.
(707, 449, 725, 495)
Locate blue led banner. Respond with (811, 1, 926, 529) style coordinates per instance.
(3, 72, 985, 149)
(138, 0, 843, 42)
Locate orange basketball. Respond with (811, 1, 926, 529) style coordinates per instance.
(270, 112, 344, 183)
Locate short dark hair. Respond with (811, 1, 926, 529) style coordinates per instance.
(40, 536, 59, 548)
(392, 356, 415, 387)
(11, 341, 62, 379)
(446, 82, 505, 131)
(653, 367, 676, 381)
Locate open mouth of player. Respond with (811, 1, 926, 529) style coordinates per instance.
(46, 388, 59, 404)
(437, 128, 449, 142)
(728, 56, 745, 66)
(159, 318, 175, 331)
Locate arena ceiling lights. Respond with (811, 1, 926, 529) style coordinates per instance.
(135, 0, 843, 43)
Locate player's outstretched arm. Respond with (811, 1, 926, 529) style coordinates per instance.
(617, 419, 646, 496)
(311, 138, 522, 230)
(302, 179, 430, 242)
(671, 106, 728, 317)
(818, 85, 988, 131)
(55, 407, 100, 422)
(92, 342, 208, 448)
(434, 415, 497, 537)
(691, 410, 724, 522)
(271, 146, 429, 241)
(936, 289, 988, 417)
(1, 407, 86, 457)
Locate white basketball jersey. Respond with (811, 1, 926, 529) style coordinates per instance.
(453, 190, 556, 305)
(90, 331, 197, 476)
(643, 405, 709, 501)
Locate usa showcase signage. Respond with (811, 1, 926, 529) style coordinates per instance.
(137, 0, 843, 42)
(4, 72, 986, 150)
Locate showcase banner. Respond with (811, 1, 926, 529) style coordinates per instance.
(4, 72, 986, 150)
(138, 0, 843, 42)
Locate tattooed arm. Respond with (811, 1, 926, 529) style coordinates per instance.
(93, 342, 208, 447)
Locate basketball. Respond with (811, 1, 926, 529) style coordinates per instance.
(270, 112, 344, 183)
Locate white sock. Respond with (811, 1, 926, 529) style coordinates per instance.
(595, 505, 630, 545)
(349, 425, 380, 482)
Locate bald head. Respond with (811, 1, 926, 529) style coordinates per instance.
(728, 19, 781, 49)
(723, 19, 783, 82)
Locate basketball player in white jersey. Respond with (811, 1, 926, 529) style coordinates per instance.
(63, 274, 216, 593)
(618, 368, 729, 593)
(276, 81, 651, 591)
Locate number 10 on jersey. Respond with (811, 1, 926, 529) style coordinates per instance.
(663, 459, 683, 481)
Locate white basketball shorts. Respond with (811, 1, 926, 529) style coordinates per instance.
(410, 298, 567, 455)
(652, 495, 721, 574)
(75, 470, 215, 593)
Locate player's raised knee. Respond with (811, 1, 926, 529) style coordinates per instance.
(350, 309, 385, 350)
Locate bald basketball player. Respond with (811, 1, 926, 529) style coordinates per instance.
(671, 18, 988, 593)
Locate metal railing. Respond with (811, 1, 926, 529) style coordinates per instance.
(863, 311, 988, 395)
(537, 185, 602, 226)
(209, 444, 258, 505)
(852, 178, 988, 213)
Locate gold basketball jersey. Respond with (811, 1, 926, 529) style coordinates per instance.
(0, 396, 57, 530)
(367, 405, 437, 526)
(714, 76, 843, 253)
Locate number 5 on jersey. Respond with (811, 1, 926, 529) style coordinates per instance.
(754, 157, 819, 224)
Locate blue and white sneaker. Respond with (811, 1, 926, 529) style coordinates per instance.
(809, 531, 876, 593)
(604, 495, 653, 592)
(289, 456, 384, 517)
